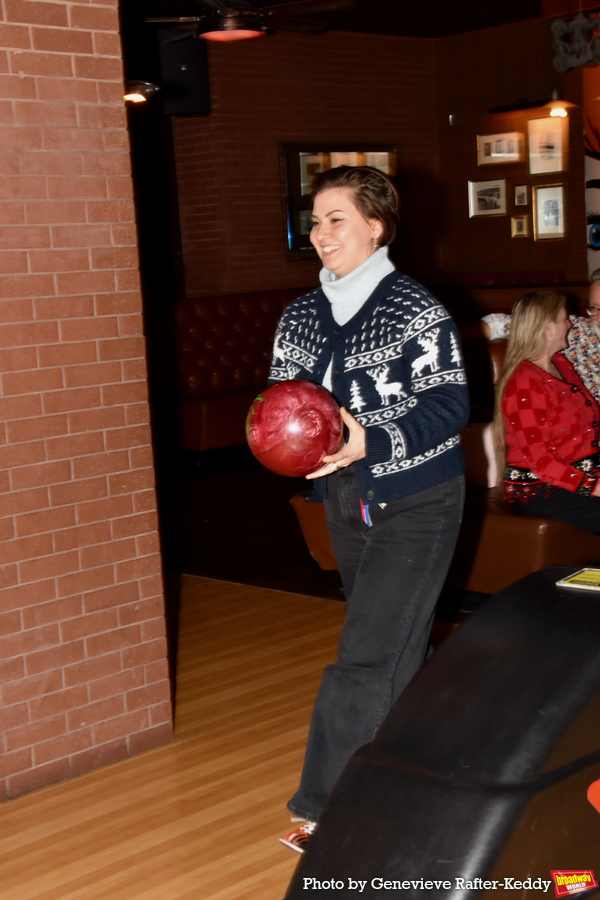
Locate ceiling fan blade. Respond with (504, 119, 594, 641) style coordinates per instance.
(143, 16, 202, 22)
(265, 13, 328, 33)
(259, 0, 356, 18)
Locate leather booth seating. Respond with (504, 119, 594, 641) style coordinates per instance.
(290, 338, 600, 595)
(175, 288, 301, 452)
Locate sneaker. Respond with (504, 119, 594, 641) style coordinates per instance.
(279, 820, 316, 853)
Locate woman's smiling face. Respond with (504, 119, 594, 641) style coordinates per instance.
(310, 188, 383, 279)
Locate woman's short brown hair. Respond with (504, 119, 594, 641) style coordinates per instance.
(310, 165, 400, 246)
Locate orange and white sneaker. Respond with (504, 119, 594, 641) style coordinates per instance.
(279, 819, 317, 853)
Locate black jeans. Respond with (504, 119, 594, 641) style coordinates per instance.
(510, 485, 600, 534)
(287, 468, 465, 821)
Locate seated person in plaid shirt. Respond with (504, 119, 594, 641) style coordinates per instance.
(483, 268, 600, 403)
(494, 290, 600, 533)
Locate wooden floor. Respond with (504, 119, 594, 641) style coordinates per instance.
(0, 576, 347, 900)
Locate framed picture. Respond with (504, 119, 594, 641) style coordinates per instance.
(511, 215, 529, 238)
(528, 116, 569, 175)
(279, 142, 397, 260)
(477, 132, 524, 165)
(533, 184, 565, 240)
(514, 185, 528, 206)
(468, 179, 507, 217)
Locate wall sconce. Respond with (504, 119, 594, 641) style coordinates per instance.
(124, 81, 161, 103)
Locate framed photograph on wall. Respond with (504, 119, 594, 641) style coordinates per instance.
(528, 116, 569, 175)
(511, 215, 529, 238)
(514, 185, 528, 206)
(468, 179, 507, 217)
(477, 132, 524, 165)
(533, 184, 565, 240)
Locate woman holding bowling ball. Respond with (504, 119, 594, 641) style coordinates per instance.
(270, 166, 469, 852)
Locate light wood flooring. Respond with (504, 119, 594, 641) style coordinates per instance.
(0, 575, 347, 900)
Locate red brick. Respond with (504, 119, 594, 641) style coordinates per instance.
(15, 502, 75, 537)
(135, 533, 160, 558)
(144, 658, 169, 685)
(5, 715, 66, 753)
(37, 77, 98, 103)
(5, 0, 69, 27)
(114, 268, 140, 292)
(28, 248, 89, 272)
(33, 728, 93, 766)
(28, 685, 89, 722)
(0, 125, 41, 150)
(0, 441, 45, 471)
(122, 359, 148, 381)
(108, 469, 154, 496)
(0, 656, 25, 682)
(0, 577, 55, 613)
(102, 131, 130, 154)
(10, 460, 71, 491)
(32, 28, 93, 55)
(148, 701, 172, 726)
(117, 596, 164, 628)
(86, 199, 135, 223)
(79, 106, 126, 132)
(0, 272, 55, 297)
(128, 721, 172, 754)
(0, 532, 53, 566)
(83, 579, 139, 613)
(51, 223, 111, 246)
(0, 201, 26, 224)
(0, 345, 37, 372)
(2, 669, 63, 706)
(53, 520, 111, 552)
(134, 491, 158, 515)
(63, 360, 121, 388)
(25, 640, 85, 676)
(116, 554, 161, 583)
(67, 695, 123, 731)
(111, 512, 158, 540)
(0, 73, 37, 100)
(0, 516, 15, 543)
(56, 270, 115, 295)
(0, 486, 51, 518)
(0, 23, 32, 49)
(87, 665, 144, 702)
(105, 424, 151, 452)
(56, 563, 115, 599)
(21, 595, 82, 629)
(69, 4, 117, 30)
(60, 607, 119, 645)
(49, 475, 107, 507)
(19, 549, 79, 584)
(121, 638, 166, 670)
(38, 341, 96, 368)
(0, 296, 32, 321)
(47, 175, 107, 201)
(74, 56, 123, 81)
(15, 100, 78, 128)
(69, 738, 128, 777)
(26, 201, 87, 225)
(91, 246, 138, 269)
(93, 708, 148, 745)
(82, 153, 130, 178)
(35, 295, 95, 320)
(102, 382, 147, 406)
(3, 366, 63, 395)
(118, 316, 144, 339)
(110, 224, 137, 246)
(0, 249, 27, 274)
(0, 320, 58, 349)
(45, 431, 105, 461)
(63, 650, 121, 688)
(80, 538, 135, 570)
(0, 394, 42, 422)
(125, 680, 170, 712)
(21, 151, 83, 176)
(85, 623, 141, 659)
(95, 292, 141, 316)
(7, 413, 69, 444)
(0, 701, 29, 733)
(76, 493, 132, 525)
(8, 757, 70, 797)
(42, 385, 101, 413)
(69, 406, 125, 434)
(0, 609, 21, 637)
(0, 747, 32, 779)
(141, 617, 167, 643)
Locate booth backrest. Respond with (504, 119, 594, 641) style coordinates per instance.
(174, 288, 302, 451)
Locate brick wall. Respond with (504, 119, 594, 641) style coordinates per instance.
(172, 31, 439, 296)
(0, 0, 172, 799)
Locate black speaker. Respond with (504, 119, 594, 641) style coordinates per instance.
(157, 29, 211, 116)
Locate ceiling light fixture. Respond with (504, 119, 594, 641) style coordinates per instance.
(488, 90, 576, 117)
(124, 81, 161, 103)
(197, 10, 267, 41)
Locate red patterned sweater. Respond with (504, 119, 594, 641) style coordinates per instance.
(502, 354, 600, 498)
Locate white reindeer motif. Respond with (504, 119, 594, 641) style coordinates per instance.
(411, 328, 440, 377)
(366, 365, 407, 407)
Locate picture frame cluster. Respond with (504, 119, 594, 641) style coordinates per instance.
(469, 115, 568, 241)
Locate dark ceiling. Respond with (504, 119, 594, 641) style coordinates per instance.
(254, 0, 544, 39)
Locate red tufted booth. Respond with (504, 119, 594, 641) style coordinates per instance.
(174, 288, 302, 451)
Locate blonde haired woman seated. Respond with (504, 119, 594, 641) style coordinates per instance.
(495, 290, 600, 532)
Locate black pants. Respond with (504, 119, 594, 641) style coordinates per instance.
(511, 486, 600, 534)
(287, 468, 465, 822)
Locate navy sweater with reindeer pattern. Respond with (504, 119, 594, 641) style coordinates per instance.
(268, 271, 469, 503)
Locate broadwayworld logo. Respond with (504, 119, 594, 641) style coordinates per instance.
(551, 871, 599, 898)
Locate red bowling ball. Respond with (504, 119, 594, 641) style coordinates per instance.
(246, 380, 343, 477)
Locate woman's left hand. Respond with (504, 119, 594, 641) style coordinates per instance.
(305, 407, 366, 480)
